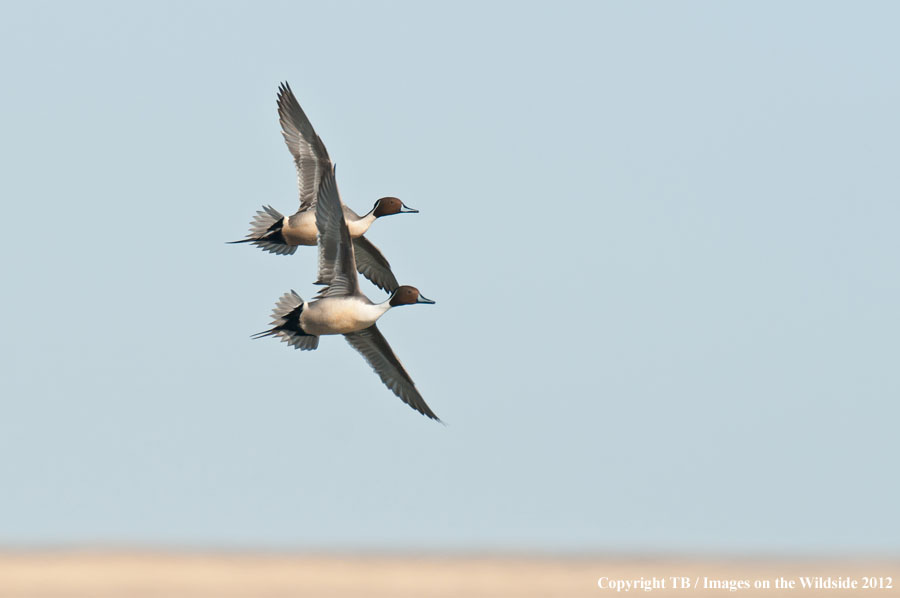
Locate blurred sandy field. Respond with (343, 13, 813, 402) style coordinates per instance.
(0, 553, 896, 598)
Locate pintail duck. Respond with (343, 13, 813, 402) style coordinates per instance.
(252, 166, 439, 421)
(230, 82, 417, 292)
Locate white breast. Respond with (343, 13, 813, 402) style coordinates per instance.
(346, 209, 376, 238)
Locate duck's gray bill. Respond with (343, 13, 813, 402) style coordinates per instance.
(417, 294, 435, 304)
(400, 203, 419, 214)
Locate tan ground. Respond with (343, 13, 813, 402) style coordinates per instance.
(0, 552, 896, 597)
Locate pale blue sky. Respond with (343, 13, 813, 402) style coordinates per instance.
(1, 1, 898, 554)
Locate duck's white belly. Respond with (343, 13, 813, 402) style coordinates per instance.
(283, 210, 318, 246)
(301, 297, 386, 336)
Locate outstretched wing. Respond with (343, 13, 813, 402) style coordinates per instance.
(277, 82, 332, 211)
(314, 166, 359, 297)
(343, 324, 439, 420)
(352, 236, 400, 293)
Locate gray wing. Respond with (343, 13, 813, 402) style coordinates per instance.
(343, 324, 439, 420)
(314, 167, 360, 297)
(277, 82, 332, 211)
(352, 236, 400, 293)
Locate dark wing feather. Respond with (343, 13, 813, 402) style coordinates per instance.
(315, 167, 359, 297)
(343, 324, 439, 420)
(277, 82, 332, 211)
(352, 236, 400, 293)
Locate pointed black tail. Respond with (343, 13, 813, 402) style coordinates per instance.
(230, 205, 297, 255)
(252, 291, 319, 350)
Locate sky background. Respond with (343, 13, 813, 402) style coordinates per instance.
(1, 1, 898, 555)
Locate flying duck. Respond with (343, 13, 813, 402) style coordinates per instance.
(231, 82, 417, 292)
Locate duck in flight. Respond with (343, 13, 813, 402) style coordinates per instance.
(231, 82, 417, 292)
(252, 165, 439, 421)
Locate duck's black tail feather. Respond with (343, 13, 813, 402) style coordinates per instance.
(228, 205, 297, 256)
(252, 290, 319, 350)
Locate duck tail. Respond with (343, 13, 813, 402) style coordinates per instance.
(252, 290, 319, 350)
(228, 205, 297, 256)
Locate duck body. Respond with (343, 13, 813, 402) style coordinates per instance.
(281, 209, 318, 246)
(300, 296, 391, 336)
(282, 206, 377, 246)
